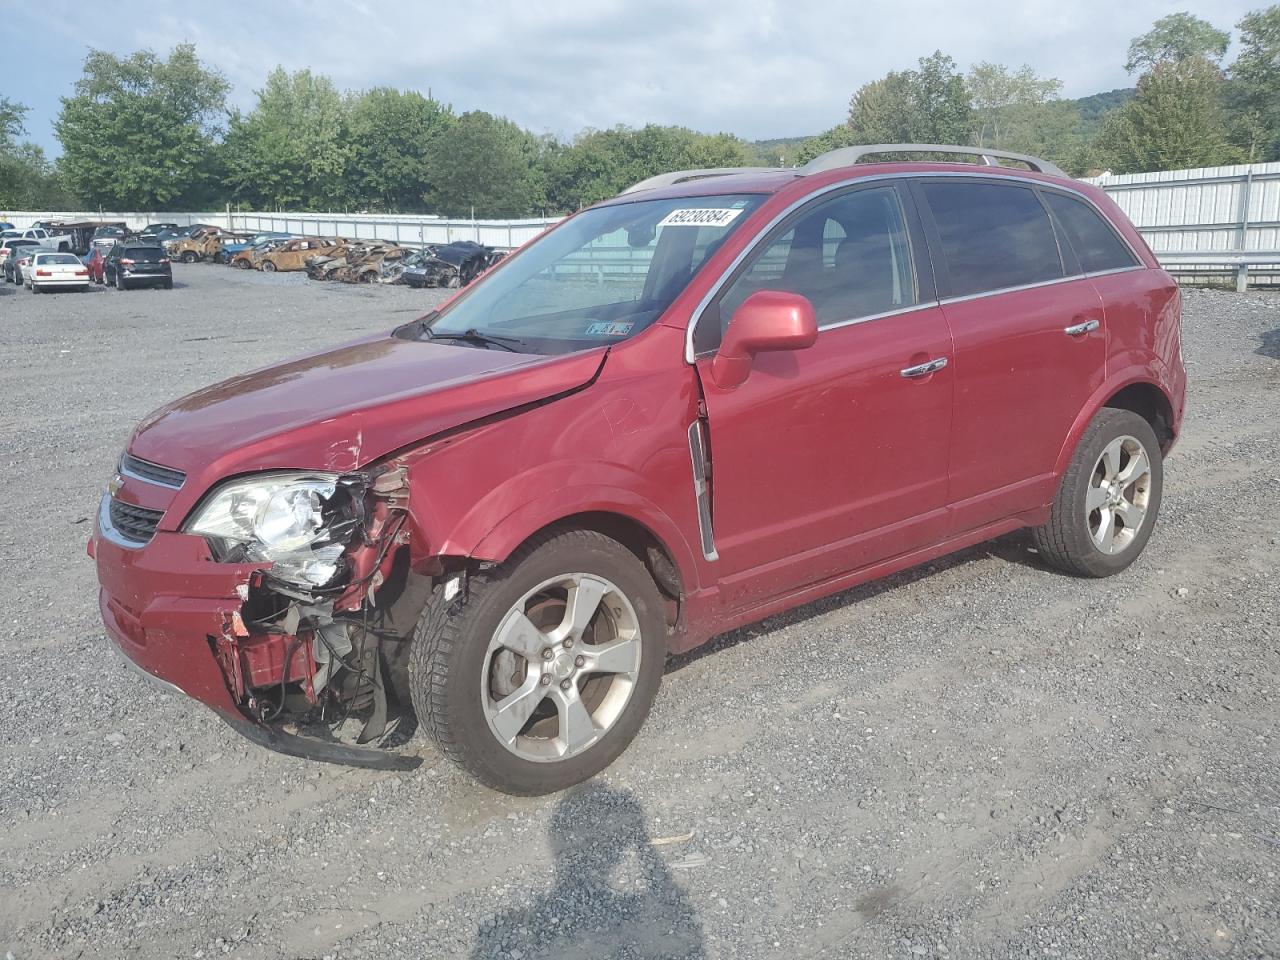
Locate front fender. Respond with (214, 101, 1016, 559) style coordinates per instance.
(439, 464, 702, 595)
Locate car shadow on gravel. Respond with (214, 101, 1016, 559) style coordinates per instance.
(470, 783, 705, 959)
(667, 531, 1042, 673)
(1259, 327, 1280, 359)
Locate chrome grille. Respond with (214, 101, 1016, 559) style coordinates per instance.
(120, 453, 185, 489)
(108, 499, 164, 545)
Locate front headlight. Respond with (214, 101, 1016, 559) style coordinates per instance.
(184, 473, 359, 587)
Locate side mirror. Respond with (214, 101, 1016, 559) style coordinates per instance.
(710, 290, 818, 389)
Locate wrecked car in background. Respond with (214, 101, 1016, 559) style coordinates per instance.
(229, 237, 292, 270)
(304, 242, 407, 283)
(219, 231, 293, 264)
(168, 227, 252, 263)
(402, 240, 506, 288)
(258, 237, 346, 272)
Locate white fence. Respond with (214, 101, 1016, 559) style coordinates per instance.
(0, 209, 561, 250)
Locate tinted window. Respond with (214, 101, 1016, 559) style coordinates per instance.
(37, 253, 81, 265)
(921, 181, 1063, 297)
(703, 186, 918, 351)
(1043, 192, 1139, 274)
(122, 246, 166, 262)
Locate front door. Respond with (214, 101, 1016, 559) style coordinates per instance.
(693, 183, 954, 609)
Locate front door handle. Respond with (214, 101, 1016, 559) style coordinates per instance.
(900, 357, 948, 378)
(1064, 318, 1100, 336)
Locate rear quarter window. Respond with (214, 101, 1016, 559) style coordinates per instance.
(920, 180, 1063, 298)
(1042, 191, 1140, 274)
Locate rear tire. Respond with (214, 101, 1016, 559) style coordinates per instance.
(1032, 408, 1163, 578)
(409, 530, 666, 795)
(261, 260, 277, 273)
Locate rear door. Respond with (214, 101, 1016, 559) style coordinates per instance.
(913, 177, 1106, 531)
(694, 183, 954, 608)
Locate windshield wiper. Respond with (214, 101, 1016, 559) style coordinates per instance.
(424, 327, 525, 352)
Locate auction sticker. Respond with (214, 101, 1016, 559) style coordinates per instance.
(585, 321, 634, 336)
(657, 208, 744, 228)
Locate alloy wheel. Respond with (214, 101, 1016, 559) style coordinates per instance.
(1087, 434, 1152, 555)
(481, 573, 642, 763)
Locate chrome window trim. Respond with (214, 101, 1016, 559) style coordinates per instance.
(98, 494, 148, 550)
(816, 301, 940, 333)
(1083, 265, 1147, 280)
(119, 454, 185, 490)
(684, 170, 1147, 362)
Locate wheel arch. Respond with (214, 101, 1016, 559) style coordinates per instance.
(1053, 371, 1178, 481)
(452, 492, 700, 627)
(1102, 381, 1175, 451)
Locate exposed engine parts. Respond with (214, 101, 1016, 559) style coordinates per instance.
(210, 466, 419, 750)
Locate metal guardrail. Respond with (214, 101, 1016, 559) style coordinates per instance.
(1155, 251, 1280, 292)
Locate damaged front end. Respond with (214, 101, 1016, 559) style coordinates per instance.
(100, 462, 424, 770)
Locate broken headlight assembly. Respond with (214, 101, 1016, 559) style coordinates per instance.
(184, 473, 363, 588)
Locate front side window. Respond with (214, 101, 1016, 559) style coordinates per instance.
(696, 186, 918, 353)
(423, 194, 765, 355)
(1042, 191, 1140, 274)
(921, 180, 1063, 298)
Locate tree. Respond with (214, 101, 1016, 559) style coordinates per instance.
(796, 52, 975, 164)
(425, 111, 546, 217)
(346, 88, 454, 211)
(1228, 6, 1280, 161)
(1097, 57, 1237, 173)
(910, 52, 974, 144)
(546, 125, 754, 210)
(968, 63, 1062, 149)
(55, 44, 227, 208)
(221, 68, 351, 210)
(0, 96, 25, 150)
(1125, 12, 1230, 73)
(847, 72, 921, 143)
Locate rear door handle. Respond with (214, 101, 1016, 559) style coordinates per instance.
(900, 357, 948, 378)
(1064, 318, 1100, 336)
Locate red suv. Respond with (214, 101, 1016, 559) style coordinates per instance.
(92, 145, 1186, 794)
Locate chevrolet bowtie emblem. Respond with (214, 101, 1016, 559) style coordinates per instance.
(108, 473, 125, 497)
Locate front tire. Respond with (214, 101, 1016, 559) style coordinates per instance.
(1033, 408, 1163, 577)
(261, 260, 277, 273)
(409, 530, 666, 795)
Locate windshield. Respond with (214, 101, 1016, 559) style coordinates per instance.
(424, 193, 765, 354)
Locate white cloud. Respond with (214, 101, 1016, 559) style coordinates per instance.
(13, 0, 1253, 148)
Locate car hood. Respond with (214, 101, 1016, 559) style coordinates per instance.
(128, 334, 607, 485)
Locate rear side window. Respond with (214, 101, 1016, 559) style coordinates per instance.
(921, 181, 1063, 297)
(1042, 192, 1139, 274)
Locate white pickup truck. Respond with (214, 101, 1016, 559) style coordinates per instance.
(0, 226, 74, 252)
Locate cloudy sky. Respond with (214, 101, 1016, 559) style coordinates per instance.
(9, 0, 1253, 155)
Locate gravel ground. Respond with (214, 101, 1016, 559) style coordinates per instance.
(0, 267, 1277, 960)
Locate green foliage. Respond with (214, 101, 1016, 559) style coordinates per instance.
(346, 88, 454, 211)
(545, 125, 755, 210)
(221, 68, 351, 210)
(1125, 12, 1231, 73)
(968, 62, 1062, 149)
(1097, 57, 1238, 173)
(1228, 6, 1280, 160)
(0, 96, 25, 150)
(54, 44, 227, 209)
(425, 112, 547, 218)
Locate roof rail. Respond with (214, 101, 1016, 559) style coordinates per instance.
(621, 167, 770, 195)
(801, 144, 1068, 179)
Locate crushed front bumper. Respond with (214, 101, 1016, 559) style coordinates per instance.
(93, 499, 420, 771)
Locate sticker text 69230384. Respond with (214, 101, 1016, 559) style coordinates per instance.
(657, 208, 745, 228)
